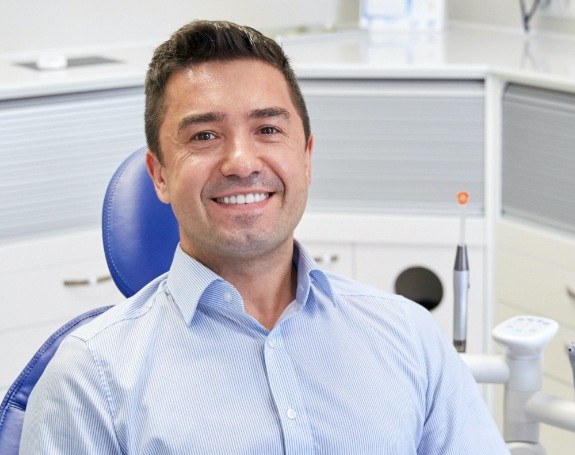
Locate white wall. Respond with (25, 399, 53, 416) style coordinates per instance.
(3, 1, 575, 56)
(0, 0, 360, 55)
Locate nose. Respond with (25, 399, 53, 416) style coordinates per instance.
(220, 137, 263, 179)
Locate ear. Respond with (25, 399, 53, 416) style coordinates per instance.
(146, 151, 171, 204)
(305, 133, 313, 187)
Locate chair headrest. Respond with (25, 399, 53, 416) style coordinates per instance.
(102, 147, 179, 297)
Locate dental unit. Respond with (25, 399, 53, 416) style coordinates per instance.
(452, 192, 575, 454)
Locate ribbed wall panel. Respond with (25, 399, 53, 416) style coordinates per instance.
(300, 79, 485, 215)
(0, 87, 145, 241)
(502, 83, 575, 234)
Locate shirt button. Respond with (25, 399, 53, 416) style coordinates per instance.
(267, 338, 277, 348)
(223, 292, 232, 303)
(287, 408, 297, 420)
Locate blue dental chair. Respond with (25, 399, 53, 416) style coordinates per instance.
(0, 146, 179, 454)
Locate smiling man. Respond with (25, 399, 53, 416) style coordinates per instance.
(146, 57, 312, 329)
(20, 20, 509, 454)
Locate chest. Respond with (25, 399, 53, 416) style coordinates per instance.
(107, 307, 426, 454)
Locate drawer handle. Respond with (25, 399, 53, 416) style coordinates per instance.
(313, 254, 339, 265)
(63, 274, 112, 287)
(566, 286, 575, 302)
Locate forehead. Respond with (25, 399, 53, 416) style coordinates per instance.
(164, 59, 294, 114)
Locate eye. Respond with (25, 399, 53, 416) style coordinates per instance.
(193, 131, 217, 141)
(259, 126, 279, 135)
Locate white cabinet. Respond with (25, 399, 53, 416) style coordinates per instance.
(497, 81, 575, 396)
(495, 83, 575, 451)
(0, 229, 125, 397)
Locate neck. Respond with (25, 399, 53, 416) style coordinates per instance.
(231, 259, 297, 330)
(196, 241, 298, 330)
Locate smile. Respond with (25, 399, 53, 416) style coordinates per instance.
(215, 193, 270, 205)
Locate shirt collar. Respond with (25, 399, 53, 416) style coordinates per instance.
(165, 245, 223, 325)
(165, 241, 335, 326)
(293, 240, 335, 306)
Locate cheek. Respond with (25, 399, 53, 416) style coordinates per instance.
(166, 166, 206, 210)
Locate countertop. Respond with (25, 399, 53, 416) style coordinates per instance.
(1, 23, 575, 100)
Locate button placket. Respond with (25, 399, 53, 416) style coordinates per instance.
(263, 326, 314, 452)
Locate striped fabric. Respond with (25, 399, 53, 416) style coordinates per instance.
(21, 242, 509, 454)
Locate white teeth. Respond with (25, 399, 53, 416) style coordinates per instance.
(217, 193, 269, 205)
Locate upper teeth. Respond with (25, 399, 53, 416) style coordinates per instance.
(216, 193, 269, 204)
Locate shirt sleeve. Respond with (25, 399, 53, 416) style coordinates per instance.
(409, 303, 511, 455)
(20, 335, 122, 454)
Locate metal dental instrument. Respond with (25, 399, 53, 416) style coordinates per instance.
(453, 191, 470, 353)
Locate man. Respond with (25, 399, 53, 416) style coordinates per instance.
(21, 20, 509, 454)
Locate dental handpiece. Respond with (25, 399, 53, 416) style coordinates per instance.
(569, 342, 575, 398)
(453, 245, 469, 353)
(453, 192, 470, 353)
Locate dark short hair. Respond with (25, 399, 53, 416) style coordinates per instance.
(145, 20, 310, 162)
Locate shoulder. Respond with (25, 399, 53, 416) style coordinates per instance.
(325, 271, 403, 302)
(321, 271, 442, 351)
(69, 272, 168, 343)
(324, 271, 432, 325)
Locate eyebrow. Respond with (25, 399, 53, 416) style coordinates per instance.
(177, 111, 227, 133)
(249, 107, 291, 122)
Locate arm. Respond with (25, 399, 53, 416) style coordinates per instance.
(20, 335, 122, 454)
(411, 305, 510, 454)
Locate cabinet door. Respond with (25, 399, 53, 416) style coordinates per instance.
(0, 86, 145, 241)
(502, 83, 575, 235)
(299, 79, 485, 215)
(0, 229, 125, 393)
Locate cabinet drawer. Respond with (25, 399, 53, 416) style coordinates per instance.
(495, 249, 575, 332)
(0, 229, 125, 332)
(298, 241, 354, 277)
(0, 258, 122, 331)
(495, 220, 575, 332)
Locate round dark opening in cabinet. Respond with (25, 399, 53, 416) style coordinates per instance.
(394, 266, 443, 311)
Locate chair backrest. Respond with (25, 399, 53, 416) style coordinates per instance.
(0, 146, 178, 452)
(0, 306, 111, 455)
(102, 146, 179, 297)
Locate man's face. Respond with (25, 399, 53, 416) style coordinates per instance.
(147, 59, 313, 266)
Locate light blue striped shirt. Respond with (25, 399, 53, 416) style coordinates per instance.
(21, 242, 509, 454)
